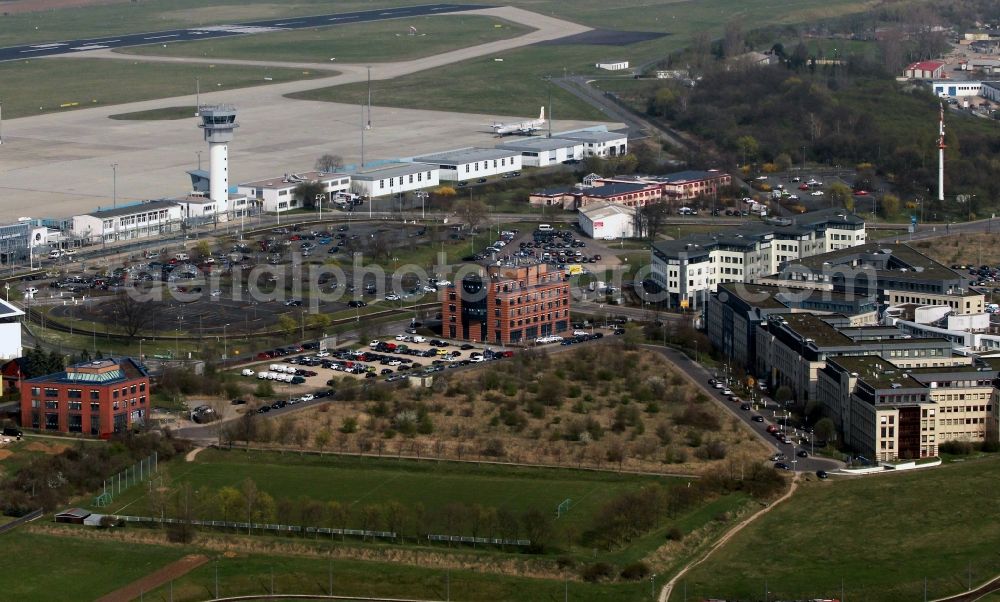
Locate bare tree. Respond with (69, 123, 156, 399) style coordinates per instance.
(315, 153, 344, 172)
(110, 291, 155, 337)
(455, 198, 489, 232)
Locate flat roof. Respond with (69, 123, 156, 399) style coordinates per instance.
(717, 282, 788, 309)
(790, 242, 963, 283)
(0, 298, 25, 319)
(239, 171, 349, 189)
(352, 162, 436, 181)
(588, 182, 655, 197)
(85, 200, 178, 219)
(495, 137, 581, 152)
(579, 202, 636, 220)
(828, 355, 924, 389)
(656, 170, 727, 184)
(27, 357, 146, 385)
(775, 313, 855, 347)
(413, 147, 520, 164)
(556, 130, 628, 143)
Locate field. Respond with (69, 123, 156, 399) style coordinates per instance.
(0, 59, 325, 120)
(676, 457, 1000, 602)
(908, 232, 1000, 273)
(0, 530, 188, 602)
(119, 15, 532, 63)
(225, 345, 768, 474)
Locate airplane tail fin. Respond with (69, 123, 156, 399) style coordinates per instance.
(539, 106, 545, 121)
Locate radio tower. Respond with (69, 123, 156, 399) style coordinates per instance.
(938, 102, 945, 203)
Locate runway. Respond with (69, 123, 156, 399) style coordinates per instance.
(0, 4, 486, 62)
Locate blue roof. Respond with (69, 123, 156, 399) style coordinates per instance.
(26, 357, 147, 385)
(588, 182, 651, 196)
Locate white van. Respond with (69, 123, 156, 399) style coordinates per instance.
(537, 224, 553, 232)
(174, 252, 190, 262)
(48, 249, 63, 259)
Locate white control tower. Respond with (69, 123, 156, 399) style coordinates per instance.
(198, 105, 238, 203)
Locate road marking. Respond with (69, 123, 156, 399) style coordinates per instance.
(144, 34, 178, 40)
(71, 45, 109, 51)
(29, 43, 67, 48)
(20, 48, 50, 53)
(92, 39, 121, 44)
(329, 15, 359, 20)
(273, 21, 303, 26)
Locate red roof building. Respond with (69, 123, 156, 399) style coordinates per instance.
(904, 61, 946, 79)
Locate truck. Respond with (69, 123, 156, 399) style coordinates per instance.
(588, 281, 607, 293)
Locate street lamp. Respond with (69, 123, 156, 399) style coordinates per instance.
(111, 162, 118, 209)
(415, 191, 429, 219)
(139, 338, 145, 362)
(223, 323, 229, 361)
(316, 193, 325, 221)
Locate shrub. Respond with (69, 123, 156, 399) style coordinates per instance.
(581, 562, 615, 583)
(620, 562, 650, 581)
(675, 403, 720, 431)
(666, 527, 684, 541)
(939, 440, 974, 455)
(340, 416, 358, 434)
(695, 439, 728, 460)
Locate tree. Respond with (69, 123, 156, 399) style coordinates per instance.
(827, 182, 854, 211)
(314, 427, 332, 453)
(315, 153, 343, 172)
(277, 314, 297, 333)
(293, 181, 327, 210)
(774, 153, 793, 172)
(636, 201, 671, 241)
(722, 20, 745, 58)
(814, 417, 837, 443)
(880, 193, 901, 218)
(736, 135, 759, 166)
(109, 291, 155, 337)
(241, 477, 260, 530)
(216, 486, 243, 522)
(455, 198, 488, 232)
(773, 385, 793, 405)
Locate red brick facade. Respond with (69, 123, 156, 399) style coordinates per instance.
(442, 264, 571, 345)
(20, 358, 150, 439)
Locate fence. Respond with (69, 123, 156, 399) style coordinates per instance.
(94, 452, 158, 507)
(114, 515, 397, 540)
(427, 534, 531, 547)
(0, 508, 43, 536)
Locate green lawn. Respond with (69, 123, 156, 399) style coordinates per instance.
(676, 457, 1000, 602)
(0, 531, 188, 602)
(0, 59, 325, 120)
(119, 15, 532, 63)
(175, 448, 675, 538)
(140, 551, 646, 602)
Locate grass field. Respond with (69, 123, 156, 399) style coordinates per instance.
(119, 15, 532, 63)
(1, 531, 187, 602)
(139, 549, 646, 602)
(0, 59, 325, 120)
(171, 448, 675, 538)
(908, 232, 1000, 273)
(676, 457, 1000, 602)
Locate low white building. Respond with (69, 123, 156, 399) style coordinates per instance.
(556, 129, 628, 158)
(931, 80, 983, 97)
(596, 60, 629, 71)
(411, 148, 521, 182)
(578, 202, 637, 240)
(173, 193, 255, 225)
(0, 299, 23, 360)
(350, 163, 439, 198)
(495, 137, 583, 167)
(71, 200, 183, 244)
(237, 171, 351, 214)
(981, 81, 1000, 102)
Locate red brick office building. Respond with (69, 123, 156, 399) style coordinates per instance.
(21, 358, 150, 439)
(441, 263, 570, 345)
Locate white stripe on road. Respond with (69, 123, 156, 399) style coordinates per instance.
(92, 39, 121, 44)
(71, 45, 109, 51)
(29, 43, 67, 48)
(143, 34, 179, 40)
(274, 21, 303, 26)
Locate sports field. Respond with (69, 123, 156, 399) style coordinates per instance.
(119, 15, 532, 63)
(675, 457, 1000, 602)
(0, 58, 325, 120)
(174, 448, 676, 537)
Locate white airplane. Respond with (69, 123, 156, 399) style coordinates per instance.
(490, 106, 546, 136)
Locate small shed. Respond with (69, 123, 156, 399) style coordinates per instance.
(55, 508, 92, 524)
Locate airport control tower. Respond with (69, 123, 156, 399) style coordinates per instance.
(198, 105, 238, 204)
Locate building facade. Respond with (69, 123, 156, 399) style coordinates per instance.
(350, 163, 439, 198)
(237, 171, 351, 213)
(441, 263, 570, 345)
(578, 202, 637, 239)
(556, 130, 628, 158)
(20, 358, 150, 439)
(495, 138, 583, 167)
(71, 200, 183, 244)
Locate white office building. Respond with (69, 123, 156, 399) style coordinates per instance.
(556, 130, 628, 158)
(350, 163, 439, 198)
(495, 138, 583, 167)
(596, 60, 630, 71)
(71, 200, 183, 244)
(411, 148, 521, 182)
(237, 171, 351, 214)
(578, 202, 637, 239)
(0, 299, 24, 360)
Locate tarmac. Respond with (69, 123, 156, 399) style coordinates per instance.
(0, 7, 621, 223)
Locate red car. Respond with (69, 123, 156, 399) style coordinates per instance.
(256, 351, 273, 360)
(854, 190, 869, 196)
(798, 184, 810, 191)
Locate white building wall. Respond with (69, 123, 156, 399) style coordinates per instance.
(0, 322, 21, 359)
(580, 212, 634, 239)
(438, 155, 522, 181)
(352, 169, 440, 198)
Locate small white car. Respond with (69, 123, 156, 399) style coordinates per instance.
(369, 340, 381, 348)
(300, 394, 315, 402)
(722, 388, 733, 396)
(23, 287, 39, 295)
(241, 369, 255, 377)
(315, 351, 330, 358)
(411, 336, 427, 343)
(573, 330, 588, 336)
(210, 289, 222, 297)
(810, 190, 824, 197)
(385, 294, 400, 301)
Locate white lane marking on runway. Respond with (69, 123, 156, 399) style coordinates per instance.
(144, 34, 179, 40)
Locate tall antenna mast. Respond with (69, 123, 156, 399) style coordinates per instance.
(938, 102, 945, 203)
(360, 103, 365, 168)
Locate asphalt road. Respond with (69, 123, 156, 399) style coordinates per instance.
(0, 3, 486, 62)
(648, 345, 843, 474)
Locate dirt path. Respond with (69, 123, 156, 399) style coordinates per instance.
(658, 476, 800, 602)
(185, 446, 205, 463)
(96, 554, 208, 602)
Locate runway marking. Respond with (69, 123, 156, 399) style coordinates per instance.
(329, 16, 359, 20)
(71, 45, 109, 51)
(143, 34, 179, 40)
(273, 21, 304, 26)
(92, 39, 121, 44)
(29, 43, 67, 48)
(20, 48, 50, 53)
